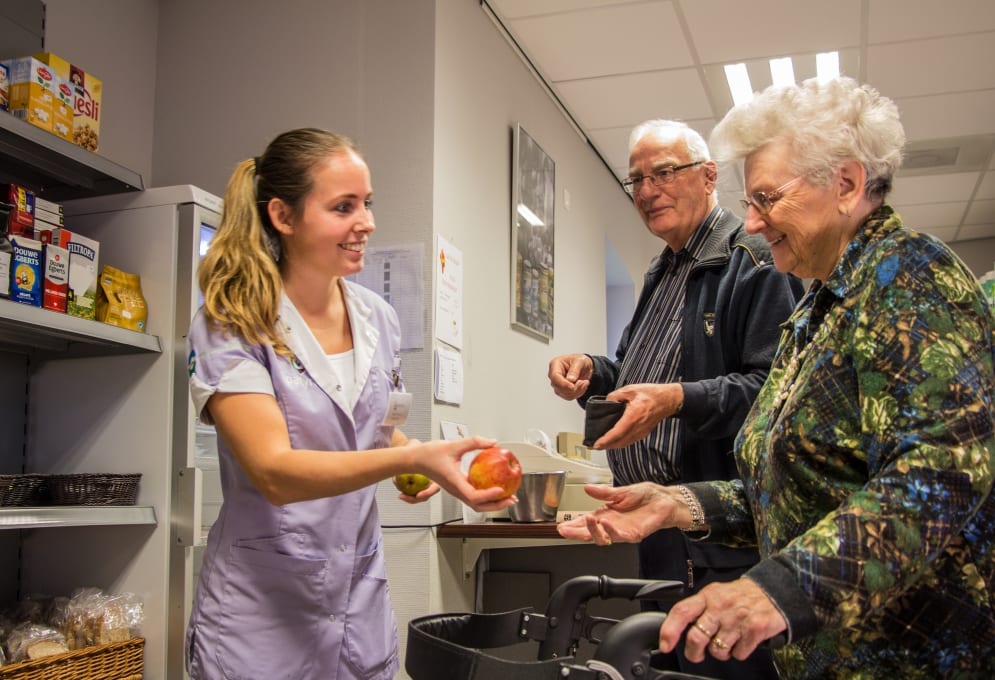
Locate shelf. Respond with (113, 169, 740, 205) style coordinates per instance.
(0, 505, 157, 529)
(0, 299, 161, 357)
(0, 112, 143, 201)
(438, 521, 579, 579)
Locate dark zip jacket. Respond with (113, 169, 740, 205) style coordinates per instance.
(583, 207, 805, 570)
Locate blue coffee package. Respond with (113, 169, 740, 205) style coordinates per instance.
(10, 236, 43, 306)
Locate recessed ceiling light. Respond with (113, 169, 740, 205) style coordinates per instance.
(724, 63, 753, 106)
(769, 56, 795, 88)
(816, 51, 840, 83)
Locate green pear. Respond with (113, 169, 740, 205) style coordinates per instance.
(393, 473, 431, 496)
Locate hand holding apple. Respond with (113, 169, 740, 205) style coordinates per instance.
(467, 447, 523, 499)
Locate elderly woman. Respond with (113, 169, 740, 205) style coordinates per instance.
(559, 76, 995, 678)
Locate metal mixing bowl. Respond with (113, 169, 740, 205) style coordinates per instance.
(508, 471, 567, 522)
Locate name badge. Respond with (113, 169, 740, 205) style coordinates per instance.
(382, 392, 412, 426)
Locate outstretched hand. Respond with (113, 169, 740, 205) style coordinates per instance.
(556, 482, 683, 544)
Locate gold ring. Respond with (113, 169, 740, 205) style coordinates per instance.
(604, 537, 612, 545)
(692, 621, 713, 638)
(711, 636, 729, 650)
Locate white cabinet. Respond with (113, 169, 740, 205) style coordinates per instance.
(0, 113, 184, 677)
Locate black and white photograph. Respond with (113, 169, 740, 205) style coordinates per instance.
(511, 123, 555, 341)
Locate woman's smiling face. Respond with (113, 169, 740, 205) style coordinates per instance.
(284, 149, 375, 278)
(742, 141, 849, 281)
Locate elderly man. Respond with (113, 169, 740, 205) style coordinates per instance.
(548, 119, 803, 679)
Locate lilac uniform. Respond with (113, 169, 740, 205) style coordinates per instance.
(185, 282, 403, 680)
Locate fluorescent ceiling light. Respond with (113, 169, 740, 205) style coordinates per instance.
(816, 51, 840, 82)
(769, 56, 795, 88)
(517, 203, 544, 227)
(724, 63, 753, 106)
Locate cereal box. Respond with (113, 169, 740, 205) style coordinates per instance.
(0, 62, 8, 111)
(10, 236, 44, 307)
(43, 243, 69, 313)
(51, 76, 74, 143)
(1, 183, 35, 238)
(4, 57, 56, 133)
(48, 227, 99, 319)
(34, 53, 102, 152)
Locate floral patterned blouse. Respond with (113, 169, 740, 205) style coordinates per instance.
(690, 206, 995, 678)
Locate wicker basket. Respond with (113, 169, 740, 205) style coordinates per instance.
(0, 637, 143, 680)
(45, 474, 141, 506)
(0, 475, 46, 507)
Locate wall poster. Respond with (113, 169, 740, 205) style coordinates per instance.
(510, 123, 555, 341)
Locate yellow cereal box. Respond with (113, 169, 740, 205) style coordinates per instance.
(33, 53, 102, 152)
(5, 57, 57, 133)
(51, 76, 74, 143)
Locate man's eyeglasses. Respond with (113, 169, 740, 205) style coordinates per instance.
(622, 161, 704, 195)
(739, 176, 804, 215)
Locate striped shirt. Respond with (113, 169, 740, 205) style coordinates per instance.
(608, 210, 722, 486)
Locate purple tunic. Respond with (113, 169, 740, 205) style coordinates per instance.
(185, 282, 402, 680)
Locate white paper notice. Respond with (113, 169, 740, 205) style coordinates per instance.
(351, 243, 424, 350)
(435, 235, 463, 349)
(433, 346, 464, 404)
(440, 420, 470, 441)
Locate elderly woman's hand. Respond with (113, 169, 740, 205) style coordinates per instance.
(659, 577, 788, 662)
(556, 482, 683, 544)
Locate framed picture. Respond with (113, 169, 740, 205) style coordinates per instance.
(510, 123, 555, 341)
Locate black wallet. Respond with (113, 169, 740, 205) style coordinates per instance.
(583, 396, 626, 447)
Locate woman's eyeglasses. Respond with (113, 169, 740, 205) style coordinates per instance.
(740, 176, 804, 215)
(622, 161, 704, 195)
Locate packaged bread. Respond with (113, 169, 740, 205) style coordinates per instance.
(64, 587, 143, 650)
(4, 622, 68, 663)
(95, 264, 148, 332)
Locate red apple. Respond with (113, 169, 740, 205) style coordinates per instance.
(467, 447, 522, 499)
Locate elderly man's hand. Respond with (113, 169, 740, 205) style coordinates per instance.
(548, 353, 593, 400)
(589, 383, 684, 449)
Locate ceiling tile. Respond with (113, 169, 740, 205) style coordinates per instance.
(681, 0, 861, 64)
(977, 172, 995, 199)
(894, 90, 995, 141)
(890, 172, 981, 205)
(964, 199, 995, 225)
(868, 0, 995, 42)
(482, 0, 995, 250)
(920, 225, 962, 241)
(507, 2, 692, 82)
(553, 68, 712, 130)
(588, 126, 634, 170)
(957, 223, 995, 240)
(892, 201, 967, 229)
(868, 33, 995, 99)
(486, 0, 636, 20)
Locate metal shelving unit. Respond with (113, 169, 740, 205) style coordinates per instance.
(0, 505, 156, 529)
(0, 298, 162, 357)
(0, 112, 143, 200)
